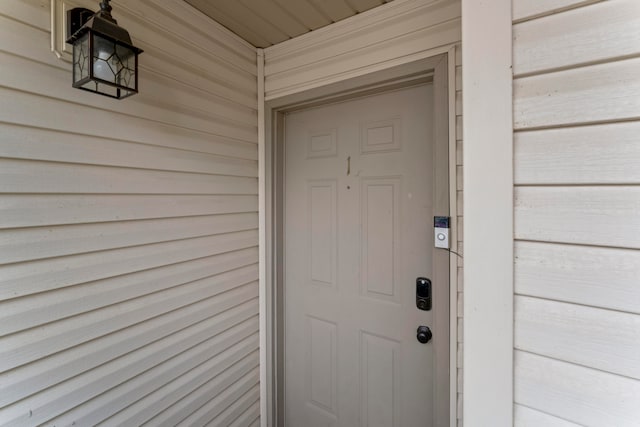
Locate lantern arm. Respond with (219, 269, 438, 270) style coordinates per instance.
(66, 1, 143, 54)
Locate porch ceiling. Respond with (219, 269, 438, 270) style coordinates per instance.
(183, 0, 394, 48)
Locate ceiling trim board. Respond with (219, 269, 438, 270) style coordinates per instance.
(265, 0, 450, 58)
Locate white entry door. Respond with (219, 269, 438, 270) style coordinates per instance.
(284, 84, 448, 427)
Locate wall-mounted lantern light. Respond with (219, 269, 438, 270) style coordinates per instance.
(66, 0, 143, 99)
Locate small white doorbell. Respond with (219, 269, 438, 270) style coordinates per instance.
(434, 216, 450, 249)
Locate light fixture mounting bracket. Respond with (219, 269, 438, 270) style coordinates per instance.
(66, 7, 93, 40)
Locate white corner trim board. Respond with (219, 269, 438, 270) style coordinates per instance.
(462, 0, 514, 426)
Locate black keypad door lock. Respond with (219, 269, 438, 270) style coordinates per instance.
(416, 277, 431, 311)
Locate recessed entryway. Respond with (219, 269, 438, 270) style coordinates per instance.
(266, 54, 452, 427)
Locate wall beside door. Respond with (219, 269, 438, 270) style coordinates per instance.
(512, 0, 640, 425)
(264, 0, 461, 101)
(263, 0, 465, 424)
(0, 0, 260, 425)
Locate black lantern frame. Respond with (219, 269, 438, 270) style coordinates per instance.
(66, 0, 143, 99)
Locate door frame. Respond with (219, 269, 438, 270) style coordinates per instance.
(260, 51, 458, 427)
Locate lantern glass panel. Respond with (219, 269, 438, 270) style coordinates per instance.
(72, 32, 90, 85)
(92, 33, 118, 83)
(115, 44, 136, 90)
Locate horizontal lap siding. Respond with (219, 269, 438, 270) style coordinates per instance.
(512, 0, 640, 425)
(264, 0, 462, 99)
(515, 351, 640, 426)
(514, 405, 582, 427)
(0, 0, 259, 425)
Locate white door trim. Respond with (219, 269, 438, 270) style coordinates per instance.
(260, 51, 459, 427)
(257, 47, 269, 427)
(445, 45, 459, 427)
(461, 0, 514, 426)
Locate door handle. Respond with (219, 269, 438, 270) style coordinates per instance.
(417, 326, 432, 344)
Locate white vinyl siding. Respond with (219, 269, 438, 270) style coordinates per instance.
(0, 0, 259, 425)
(264, 0, 461, 100)
(512, 0, 640, 425)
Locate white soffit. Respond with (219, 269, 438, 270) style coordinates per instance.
(183, 0, 394, 48)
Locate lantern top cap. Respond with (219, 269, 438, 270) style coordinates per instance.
(66, 0, 143, 53)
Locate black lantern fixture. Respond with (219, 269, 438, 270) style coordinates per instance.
(66, 0, 143, 99)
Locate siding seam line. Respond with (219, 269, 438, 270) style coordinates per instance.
(513, 294, 640, 319)
(513, 52, 640, 80)
(514, 402, 582, 426)
(511, 0, 604, 24)
(514, 348, 640, 383)
(513, 238, 640, 252)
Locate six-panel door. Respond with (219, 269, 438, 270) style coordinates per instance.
(284, 85, 439, 427)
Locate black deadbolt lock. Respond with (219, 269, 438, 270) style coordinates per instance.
(417, 326, 432, 344)
(416, 277, 431, 311)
